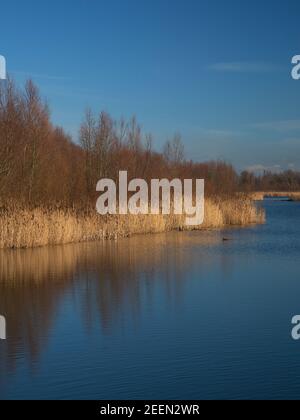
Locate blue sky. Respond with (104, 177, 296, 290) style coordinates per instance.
(1, 0, 300, 171)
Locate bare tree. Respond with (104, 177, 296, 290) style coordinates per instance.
(23, 80, 50, 202)
(163, 133, 185, 166)
(94, 112, 115, 179)
(79, 108, 96, 194)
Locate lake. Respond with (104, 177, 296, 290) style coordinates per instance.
(1, 199, 300, 400)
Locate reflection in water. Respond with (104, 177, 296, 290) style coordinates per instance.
(0, 231, 223, 380)
(2, 202, 300, 399)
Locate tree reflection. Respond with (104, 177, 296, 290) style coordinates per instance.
(0, 231, 222, 380)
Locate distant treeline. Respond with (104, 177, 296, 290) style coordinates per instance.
(0, 79, 297, 208)
(240, 170, 300, 192)
(0, 79, 240, 206)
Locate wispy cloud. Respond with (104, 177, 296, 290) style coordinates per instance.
(11, 70, 70, 81)
(246, 162, 299, 174)
(252, 120, 300, 132)
(209, 61, 282, 73)
(202, 129, 240, 138)
(246, 164, 283, 174)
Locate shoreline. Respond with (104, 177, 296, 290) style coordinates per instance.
(0, 198, 265, 249)
(251, 191, 300, 201)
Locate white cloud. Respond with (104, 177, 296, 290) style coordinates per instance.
(245, 164, 291, 174)
(252, 120, 300, 132)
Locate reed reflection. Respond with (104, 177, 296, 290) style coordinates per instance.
(0, 231, 224, 378)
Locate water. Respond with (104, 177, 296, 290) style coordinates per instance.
(0, 200, 300, 400)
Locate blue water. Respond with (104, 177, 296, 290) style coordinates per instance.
(1, 200, 300, 400)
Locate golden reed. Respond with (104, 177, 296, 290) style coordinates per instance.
(0, 198, 265, 249)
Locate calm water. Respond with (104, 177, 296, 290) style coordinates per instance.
(1, 200, 300, 400)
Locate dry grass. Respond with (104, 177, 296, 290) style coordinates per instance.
(288, 193, 300, 201)
(0, 198, 265, 249)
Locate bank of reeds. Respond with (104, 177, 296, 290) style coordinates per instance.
(0, 198, 265, 249)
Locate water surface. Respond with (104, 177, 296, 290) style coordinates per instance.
(1, 200, 300, 400)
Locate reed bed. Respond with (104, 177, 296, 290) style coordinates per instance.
(0, 198, 265, 249)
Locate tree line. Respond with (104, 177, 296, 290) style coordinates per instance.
(1, 79, 297, 208)
(240, 170, 300, 192)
